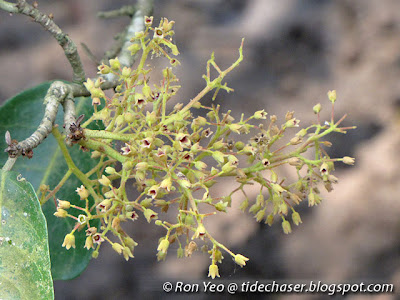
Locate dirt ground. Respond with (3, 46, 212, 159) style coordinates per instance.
(1, 0, 399, 299)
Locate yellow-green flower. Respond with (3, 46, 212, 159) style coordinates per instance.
(84, 236, 94, 250)
(234, 254, 249, 267)
(112, 243, 124, 255)
(98, 175, 111, 186)
(62, 233, 76, 250)
(208, 264, 220, 279)
(157, 238, 170, 254)
(76, 185, 89, 200)
(54, 208, 67, 218)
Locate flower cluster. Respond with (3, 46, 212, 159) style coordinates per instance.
(51, 17, 355, 278)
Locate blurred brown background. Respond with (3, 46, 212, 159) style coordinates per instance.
(1, 0, 399, 299)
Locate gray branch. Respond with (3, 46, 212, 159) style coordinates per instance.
(97, 5, 136, 19)
(5, 81, 74, 157)
(11, 0, 86, 83)
(3, 0, 155, 162)
(103, 0, 153, 82)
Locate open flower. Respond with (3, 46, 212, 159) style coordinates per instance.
(92, 233, 104, 244)
(121, 143, 132, 155)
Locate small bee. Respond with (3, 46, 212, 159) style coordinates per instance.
(68, 114, 85, 142)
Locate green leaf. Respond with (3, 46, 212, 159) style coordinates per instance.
(0, 82, 102, 280)
(0, 170, 54, 299)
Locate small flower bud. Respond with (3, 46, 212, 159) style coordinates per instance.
(98, 64, 111, 74)
(282, 219, 292, 234)
(256, 194, 264, 206)
(270, 170, 278, 183)
(327, 90, 337, 103)
(288, 157, 302, 166)
(136, 162, 148, 171)
(124, 112, 135, 123)
(91, 150, 101, 158)
(140, 198, 152, 208)
(255, 209, 265, 222)
(194, 161, 207, 171)
(290, 136, 302, 145)
(313, 103, 322, 114)
(111, 216, 121, 230)
(288, 207, 299, 222)
(222, 162, 236, 174)
(242, 145, 256, 156)
(57, 199, 70, 210)
(328, 174, 339, 184)
(157, 239, 170, 253)
(185, 241, 198, 257)
(235, 141, 245, 151)
(239, 198, 249, 212)
(212, 139, 225, 150)
(308, 191, 321, 206)
(109, 57, 120, 70)
(112, 243, 124, 255)
(296, 128, 308, 137)
(249, 203, 261, 214)
(83, 78, 94, 91)
(285, 111, 294, 121)
(289, 193, 302, 204)
(234, 254, 249, 267)
(123, 247, 134, 261)
(54, 208, 68, 218)
(279, 202, 288, 215)
(121, 67, 131, 78)
(94, 77, 104, 88)
(208, 264, 220, 279)
(98, 175, 111, 186)
(193, 116, 207, 128)
(212, 151, 225, 164)
(105, 167, 116, 175)
(62, 233, 76, 250)
(84, 236, 94, 250)
(76, 185, 89, 200)
(265, 214, 274, 226)
(142, 83, 152, 99)
(177, 247, 184, 258)
(342, 156, 355, 165)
